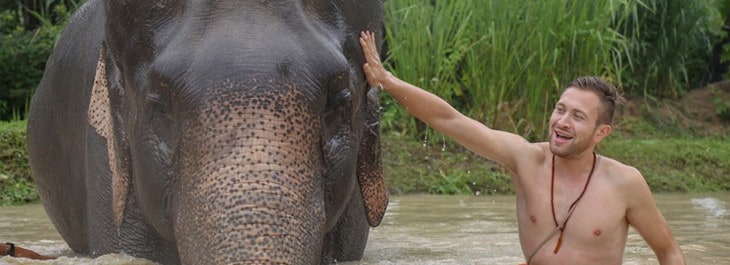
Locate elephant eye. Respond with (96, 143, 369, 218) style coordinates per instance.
(146, 91, 177, 142)
(328, 89, 351, 110)
(321, 71, 353, 141)
(324, 71, 352, 115)
(147, 92, 165, 113)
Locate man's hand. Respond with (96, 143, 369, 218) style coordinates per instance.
(359, 31, 390, 88)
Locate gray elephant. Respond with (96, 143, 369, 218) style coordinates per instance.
(26, 0, 388, 264)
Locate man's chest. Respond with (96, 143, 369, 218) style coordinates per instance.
(518, 184, 629, 250)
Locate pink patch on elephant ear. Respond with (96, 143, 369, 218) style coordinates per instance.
(357, 88, 388, 227)
(88, 47, 129, 226)
(357, 161, 387, 226)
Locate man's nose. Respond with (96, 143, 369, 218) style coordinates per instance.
(556, 114, 571, 128)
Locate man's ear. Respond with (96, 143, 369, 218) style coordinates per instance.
(595, 124, 612, 143)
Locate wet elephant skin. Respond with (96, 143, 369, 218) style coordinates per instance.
(26, 0, 388, 264)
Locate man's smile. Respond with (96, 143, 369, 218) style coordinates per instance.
(553, 130, 573, 144)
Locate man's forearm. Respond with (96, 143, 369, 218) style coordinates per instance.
(658, 248, 686, 265)
(380, 74, 460, 129)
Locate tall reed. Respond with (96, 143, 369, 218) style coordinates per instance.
(616, 0, 721, 98)
(383, 0, 635, 140)
(381, 1, 477, 137)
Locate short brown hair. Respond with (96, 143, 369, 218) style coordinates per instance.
(564, 76, 624, 125)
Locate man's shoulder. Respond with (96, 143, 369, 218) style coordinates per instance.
(598, 154, 645, 186)
(598, 155, 634, 169)
(519, 141, 550, 160)
(534, 142, 550, 153)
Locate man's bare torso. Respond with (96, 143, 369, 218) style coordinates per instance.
(514, 143, 632, 264)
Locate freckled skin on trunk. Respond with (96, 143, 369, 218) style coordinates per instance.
(173, 87, 326, 264)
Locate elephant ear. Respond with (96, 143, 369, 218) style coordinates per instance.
(357, 87, 388, 227)
(88, 46, 130, 227)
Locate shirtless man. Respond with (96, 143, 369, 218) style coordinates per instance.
(359, 31, 686, 264)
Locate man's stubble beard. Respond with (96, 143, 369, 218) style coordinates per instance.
(549, 129, 595, 158)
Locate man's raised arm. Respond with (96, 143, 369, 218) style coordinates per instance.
(358, 31, 540, 172)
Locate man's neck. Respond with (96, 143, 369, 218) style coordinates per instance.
(554, 150, 596, 179)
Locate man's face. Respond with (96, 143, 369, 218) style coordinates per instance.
(549, 87, 606, 158)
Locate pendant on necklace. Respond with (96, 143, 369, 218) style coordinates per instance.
(553, 229, 564, 254)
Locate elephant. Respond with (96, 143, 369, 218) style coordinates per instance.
(26, 0, 388, 264)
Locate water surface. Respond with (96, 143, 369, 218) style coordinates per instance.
(1, 193, 728, 264)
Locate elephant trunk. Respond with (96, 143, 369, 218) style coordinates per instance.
(172, 89, 326, 264)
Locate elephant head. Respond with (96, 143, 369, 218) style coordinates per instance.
(27, 0, 388, 264)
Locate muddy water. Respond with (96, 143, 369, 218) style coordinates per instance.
(1, 193, 728, 264)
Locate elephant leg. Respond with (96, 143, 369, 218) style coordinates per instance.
(321, 187, 370, 263)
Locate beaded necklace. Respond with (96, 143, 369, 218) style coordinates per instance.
(550, 152, 596, 254)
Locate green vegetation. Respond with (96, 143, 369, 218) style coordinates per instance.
(709, 84, 730, 121)
(381, 133, 512, 195)
(0, 0, 77, 121)
(382, 132, 729, 196)
(382, 0, 722, 140)
(0, 120, 37, 205)
(618, 0, 720, 98)
(601, 137, 730, 192)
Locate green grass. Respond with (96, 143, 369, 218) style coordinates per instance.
(0, 120, 38, 206)
(383, 132, 730, 195)
(600, 137, 730, 192)
(381, 132, 513, 195)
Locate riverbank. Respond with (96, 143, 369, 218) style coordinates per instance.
(2, 121, 728, 205)
(381, 133, 729, 195)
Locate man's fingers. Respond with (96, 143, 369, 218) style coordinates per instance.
(363, 63, 372, 79)
(359, 31, 384, 87)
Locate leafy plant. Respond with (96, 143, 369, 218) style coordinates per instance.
(617, 0, 722, 98)
(0, 120, 38, 205)
(709, 85, 730, 121)
(0, 1, 77, 121)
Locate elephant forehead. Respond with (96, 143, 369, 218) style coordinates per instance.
(181, 86, 322, 150)
(197, 83, 322, 119)
(140, 1, 352, 90)
(149, 30, 349, 97)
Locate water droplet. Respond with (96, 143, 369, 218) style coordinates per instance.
(441, 135, 447, 151)
(423, 131, 429, 148)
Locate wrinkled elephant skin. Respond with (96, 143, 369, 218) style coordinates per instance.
(26, 0, 388, 264)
